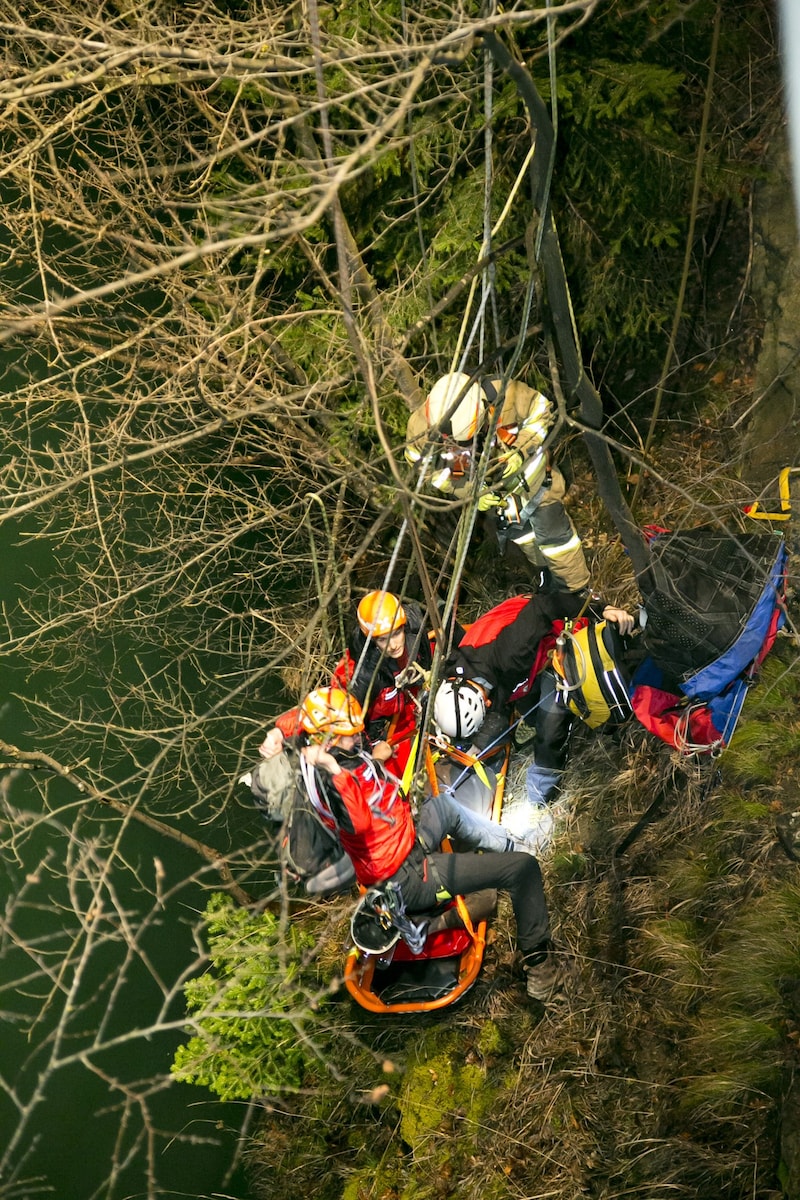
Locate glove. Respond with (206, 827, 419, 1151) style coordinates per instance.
(430, 468, 454, 493)
(477, 491, 503, 512)
(499, 450, 523, 479)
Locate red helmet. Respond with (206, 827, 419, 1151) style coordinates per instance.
(299, 686, 365, 739)
(357, 591, 407, 638)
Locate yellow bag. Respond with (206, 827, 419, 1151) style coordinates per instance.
(551, 620, 632, 729)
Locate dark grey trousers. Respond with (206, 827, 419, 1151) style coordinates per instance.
(388, 819, 550, 962)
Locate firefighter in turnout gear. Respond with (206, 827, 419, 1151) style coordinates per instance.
(405, 371, 589, 593)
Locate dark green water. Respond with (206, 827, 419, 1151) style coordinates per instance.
(0, 511, 267, 1199)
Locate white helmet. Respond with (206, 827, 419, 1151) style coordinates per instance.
(433, 677, 487, 741)
(426, 372, 485, 442)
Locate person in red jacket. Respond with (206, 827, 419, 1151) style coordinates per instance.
(331, 590, 436, 775)
(297, 685, 562, 1002)
(257, 591, 443, 781)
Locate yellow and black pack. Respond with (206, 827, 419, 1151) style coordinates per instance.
(551, 620, 632, 729)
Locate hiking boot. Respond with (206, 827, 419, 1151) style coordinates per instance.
(524, 950, 563, 1002)
(427, 907, 460, 935)
(512, 804, 555, 856)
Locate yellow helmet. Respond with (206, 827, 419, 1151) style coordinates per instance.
(299, 686, 365, 738)
(357, 590, 407, 638)
(426, 372, 485, 442)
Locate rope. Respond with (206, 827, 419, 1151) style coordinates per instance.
(400, 0, 440, 367)
(672, 703, 724, 757)
(404, 29, 563, 795)
(633, 0, 722, 506)
(304, 491, 352, 666)
(536, 0, 559, 260)
(406, 412, 499, 803)
(405, 34, 511, 798)
(348, 443, 438, 695)
(672, 676, 749, 758)
(481, 40, 494, 367)
(450, 36, 537, 384)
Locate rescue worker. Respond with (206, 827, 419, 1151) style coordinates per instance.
(429, 672, 501, 816)
(332, 590, 435, 775)
(297, 685, 562, 1002)
(405, 371, 589, 593)
(436, 591, 635, 819)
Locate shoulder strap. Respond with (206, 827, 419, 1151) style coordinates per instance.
(299, 757, 336, 824)
(481, 377, 498, 405)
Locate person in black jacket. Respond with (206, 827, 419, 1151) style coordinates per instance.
(436, 590, 635, 810)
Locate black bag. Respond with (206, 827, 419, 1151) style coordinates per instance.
(282, 784, 345, 884)
(640, 528, 786, 685)
(247, 752, 354, 894)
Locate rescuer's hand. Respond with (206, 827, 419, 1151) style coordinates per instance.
(395, 661, 429, 689)
(301, 744, 342, 775)
(258, 728, 284, 760)
(499, 450, 523, 479)
(602, 606, 635, 635)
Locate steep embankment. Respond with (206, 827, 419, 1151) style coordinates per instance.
(249, 112, 800, 1200)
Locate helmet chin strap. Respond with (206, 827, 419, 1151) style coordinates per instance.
(450, 672, 483, 742)
(452, 675, 466, 741)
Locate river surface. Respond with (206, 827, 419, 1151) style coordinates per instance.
(0, 504, 266, 1199)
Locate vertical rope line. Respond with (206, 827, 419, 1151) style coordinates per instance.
(402, 0, 441, 367)
(481, 38, 495, 367)
(633, 0, 722, 507)
(536, 0, 560, 259)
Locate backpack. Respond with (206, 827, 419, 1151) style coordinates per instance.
(551, 619, 633, 729)
(639, 528, 786, 684)
(282, 784, 348, 888)
(631, 528, 787, 754)
(247, 752, 353, 893)
(249, 753, 297, 823)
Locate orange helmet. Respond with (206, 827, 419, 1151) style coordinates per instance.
(357, 591, 407, 638)
(299, 686, 365, 739)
